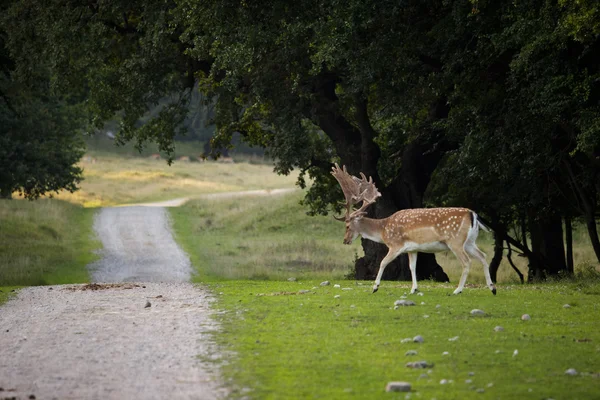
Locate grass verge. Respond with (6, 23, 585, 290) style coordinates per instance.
(0, 199, 99, 287)
(209, 279, 600, 399)
(171, 191, 358, 281)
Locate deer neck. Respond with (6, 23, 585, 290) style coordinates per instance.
(356, 217, 386, 244)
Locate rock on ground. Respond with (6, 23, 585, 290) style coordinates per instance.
(386, 382, 411, 392)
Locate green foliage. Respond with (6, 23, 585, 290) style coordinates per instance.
(0, 11, 85, 199)
(212, 280, 600, 399)
(4, 0, 599, 274)
(0, 89, 86, 199)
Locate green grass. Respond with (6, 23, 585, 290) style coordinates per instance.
(0, 286, 21, 306)
(170, 191, 600, 399)
(0, 199, 99, 287)
(171, 191, 358, 281)
(208, 279, 600, 399)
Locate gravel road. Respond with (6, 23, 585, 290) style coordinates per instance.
(0, 206, 227, 400)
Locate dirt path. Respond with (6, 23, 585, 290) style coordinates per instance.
(0, 205, 228, 400)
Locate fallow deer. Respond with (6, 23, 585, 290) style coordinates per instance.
(331, 164, 495, 295)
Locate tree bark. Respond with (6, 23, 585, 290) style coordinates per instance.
(311, 80, 450, 283)
(506, 242, 525, 284)
(353, 141, 450, 282)
(0, 185, 12, 199)
(528, 212, 567, 280)
(489, 231, 504, 283)
(565, 216, 574, 275)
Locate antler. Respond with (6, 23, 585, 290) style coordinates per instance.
(331, 163, 381, 220)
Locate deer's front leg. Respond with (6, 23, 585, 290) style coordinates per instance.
(408, 252, 419, 294)
(372, 248, 402, 293)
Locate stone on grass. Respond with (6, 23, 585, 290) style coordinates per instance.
(334, 295, 341, 299)
(563, 304, 571, 309)
(395, 299, 416, 307)
(417, 292, 424, 296)
(521, 314, 531, 321)
(298, 290, 310, 294)
(320, 281, 330, 286)
(334, 284, 341, 288)
(287, 277, 297, 282)
(342, 288, 353, 291)
(413, 335, 424, 343)
(494, 326, 504, 332)
(448, 336, 459, 341)
(401, 338, 413, 344)
(440, 379, 449, 385)
(442, 351, 450, 356)
(406, 361, 434, 369)
(385, 382, 412, 392)
(405, 350, 418, 356)
(513, 349, 519, 357)
(565, 368, 578, 376)
(470, 309, 485, 316)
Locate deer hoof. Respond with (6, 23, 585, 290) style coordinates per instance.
(410, 288, 419, 294)
(491, 287, 497, 295)
(372, 286, 379, 294)
(452, 290, 462, 295)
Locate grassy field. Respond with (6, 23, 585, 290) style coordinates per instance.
(170, 190, 600, 399)
(208, 279, 600, 399)
(0, 199, 99, 287)
(45, 154, 298, 207)
(171, 191, 358, 281)
(171, 190, 599, 285)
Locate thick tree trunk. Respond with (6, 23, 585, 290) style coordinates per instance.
(312, 82, 450, 283)
(353, 142, 450, 283)
(528, 213, 567, 280)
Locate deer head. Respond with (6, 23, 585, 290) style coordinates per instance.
(331, 164, 381, 243)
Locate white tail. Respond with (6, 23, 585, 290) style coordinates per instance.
(331, 164, 495, 295)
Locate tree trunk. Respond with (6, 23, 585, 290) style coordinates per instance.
(528, 212, 567, 280)
(489, 231, 504, 283)
(565, 216, 574, 275)
(353, 141, 450, 283)
(312, 83, 451, 283)
(0, 185, 12, 199)
(584, 216, 600, 264)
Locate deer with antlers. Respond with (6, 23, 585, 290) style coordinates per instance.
(331, 164, 495, 295)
